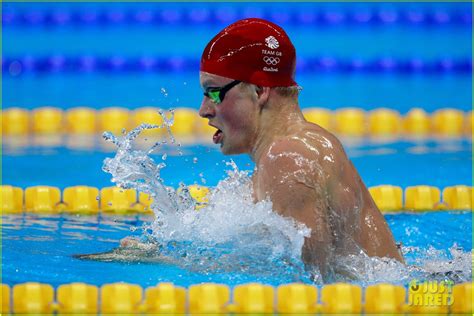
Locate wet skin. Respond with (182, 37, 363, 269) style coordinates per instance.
(199, 72, 404, 280)
(74, 237, 171, 263)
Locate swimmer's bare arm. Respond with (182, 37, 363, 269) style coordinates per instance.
(254, 139, 333, 276)
(322, 135, 404, 262)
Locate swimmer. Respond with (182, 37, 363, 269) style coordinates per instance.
(198, 18, 404, 281)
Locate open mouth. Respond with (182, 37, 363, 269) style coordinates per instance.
(213, 128, 223, 144)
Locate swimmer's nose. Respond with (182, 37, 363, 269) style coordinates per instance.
(199, 98, 215, 119)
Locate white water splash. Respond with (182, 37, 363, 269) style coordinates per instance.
(102, 112, 472, 285)
(102, 113, 311, 281)
(403, 244, 472, 283)
(327, 244, 472, 286)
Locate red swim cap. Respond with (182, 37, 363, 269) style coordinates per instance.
(200, 18, 297, 87)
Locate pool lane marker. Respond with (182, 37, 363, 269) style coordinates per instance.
(3, 56, 472, 75)
(0, 282, 472, 314)
(1, 184, 472, 214)
(3, 7, 471, 27)
(2, 107, 473, 138)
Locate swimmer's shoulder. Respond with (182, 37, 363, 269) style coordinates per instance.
(262, 120, 347, 164)
(263, 129, 335, 167)
(287, 121, 346, 157)
(302, 120, 342, 143)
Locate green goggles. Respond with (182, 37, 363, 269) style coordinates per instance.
(203, 80, 242, 104)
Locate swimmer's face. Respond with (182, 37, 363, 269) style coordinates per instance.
(199, 72, 259, 155)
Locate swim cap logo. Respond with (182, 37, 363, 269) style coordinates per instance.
(265, 36, 279, 49)
(263, 56, 280, 65)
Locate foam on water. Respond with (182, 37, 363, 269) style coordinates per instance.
(328, 244, 472, 286)
(102, 114, 472, 285)
(102, 117, 311, 282)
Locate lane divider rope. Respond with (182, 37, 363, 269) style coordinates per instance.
(3, 7, 471, 27)
(1, 282, 471, 314)
(4, 56, 472, 75)
(1, 184, 472, 214)
(2, 107, 472, 137)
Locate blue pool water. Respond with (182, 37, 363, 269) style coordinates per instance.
(3, 2, 472, 111)
(2, 1, 472, 288)
(1, 211, 472, 288)
(2, 138, 472, 190)
(2, 136, 472, 287)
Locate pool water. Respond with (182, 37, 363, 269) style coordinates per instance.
(1, 1, 472, 292)
(1, 211, 472, 288)
(3, 137, 471, 189)
(3, 2, 472, 111)
(2, 133, 472, 287)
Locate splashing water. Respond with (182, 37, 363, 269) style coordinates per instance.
(327, 244, 472, 286)
(102, 112, 311, 282)
(102, 111, 472, 285)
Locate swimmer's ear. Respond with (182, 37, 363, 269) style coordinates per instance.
(255, 85, 270, 108)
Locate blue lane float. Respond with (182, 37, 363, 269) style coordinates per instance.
(3, 55, 472, 76)
(2, 7, 472, 27)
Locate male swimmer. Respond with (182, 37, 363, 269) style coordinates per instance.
(78, 17, 403, 282)
(198, 18, 404, 280)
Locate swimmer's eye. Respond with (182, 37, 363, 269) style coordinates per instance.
(204, 89, 222, 104)
(203, 80, 242, 104)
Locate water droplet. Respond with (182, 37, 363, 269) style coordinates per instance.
(160, 87, 168, 97)
(100, 108, 312, 281)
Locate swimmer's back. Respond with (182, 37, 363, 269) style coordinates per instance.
(288, 119, 404, 262)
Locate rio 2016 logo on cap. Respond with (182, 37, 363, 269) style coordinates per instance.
(263, 56, 280, 65)
(265, 36, 279, 49)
